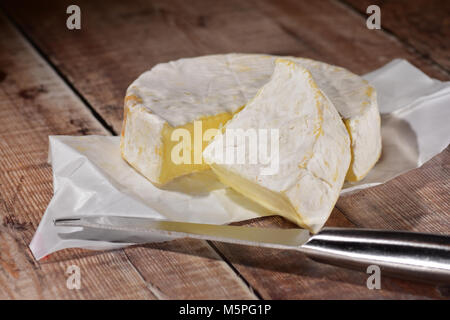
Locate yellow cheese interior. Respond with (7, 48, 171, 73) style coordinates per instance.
(158, 112, 233, 185)
(209, 163, 308, 230)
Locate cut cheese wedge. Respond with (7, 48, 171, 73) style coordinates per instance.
(203, 59, 351, 232)
(120, 54, 380, 185)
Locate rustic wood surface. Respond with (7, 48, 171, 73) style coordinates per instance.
(0, 0, 449, 299)
(0, 13, 255, 300)
(343, 0, 450, 74)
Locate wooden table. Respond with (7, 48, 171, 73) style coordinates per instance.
(0, 0, 449, 299)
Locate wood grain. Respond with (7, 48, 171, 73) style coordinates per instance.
(256, 0, 448, 80)
(3, 0, 307, 131)
(1, 0, 449, 299)
(0, 13, 255, 299)
(0, 13, 155, 299)
(2, 0, 447, 134)
(124, 239, 256, 299)
(0, 229, 157, 299)
(337, 147, 450, 234)
(342, 0, 450, 73)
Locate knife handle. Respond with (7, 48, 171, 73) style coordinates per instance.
(301, 227, 450, 284)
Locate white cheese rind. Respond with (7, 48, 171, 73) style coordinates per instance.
(121, 53, 380, 185)
(121, 103, 165, 184)
(203, 59, 351, 232)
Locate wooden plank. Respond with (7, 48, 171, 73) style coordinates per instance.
(0, 229, 157, 299)
(2, 228, 165, 299)
(2, 0, 448, 299)
(253, 0, 449, 80)
(0, 13, 255, 299)
(0, 13, 155, 299)
(2, 0, 447, 135)
(341, 0, 450, 73)
(337, 147, 450, 234)
(2, 0, 306, 131)
(124, 239, 256, 299)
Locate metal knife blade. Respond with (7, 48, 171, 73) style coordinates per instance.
(54, 215, 450, 283)
(54, 215, 311, 250)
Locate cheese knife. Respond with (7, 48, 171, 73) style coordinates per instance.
(54, 215, 450, 283)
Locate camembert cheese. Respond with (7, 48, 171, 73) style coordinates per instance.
(203, 59, 351, 232)
(120, 54, 381, 185)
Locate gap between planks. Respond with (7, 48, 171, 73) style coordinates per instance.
(207, 240, 264, 300)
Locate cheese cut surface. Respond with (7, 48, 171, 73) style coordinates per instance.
(120, 53, 380, 185)
(121, 101, 234, 185)
(203, 59, 351, 232)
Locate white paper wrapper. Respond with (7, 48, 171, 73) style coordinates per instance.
(30, 59, 450, 260)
